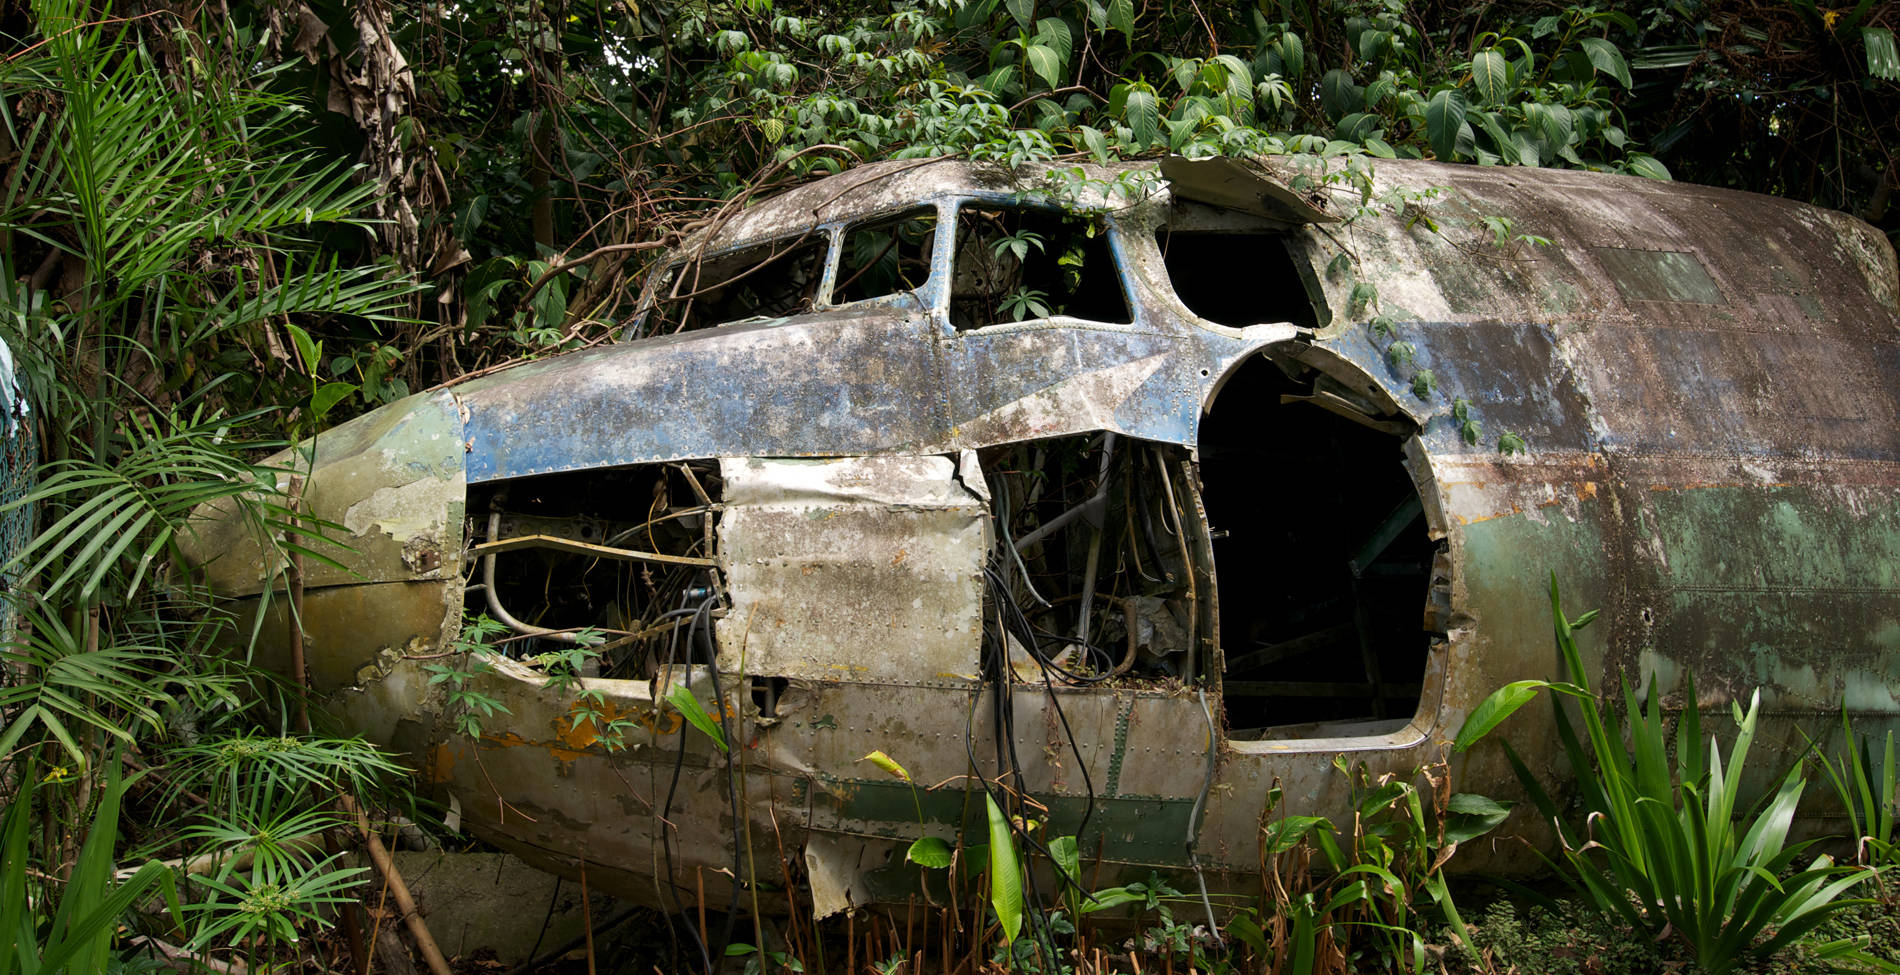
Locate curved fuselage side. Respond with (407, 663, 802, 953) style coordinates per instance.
(1201, 159, 1900, 882)
(186, 156, 1900, 909)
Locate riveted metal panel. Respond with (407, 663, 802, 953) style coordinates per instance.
(717, 455, 990, 683)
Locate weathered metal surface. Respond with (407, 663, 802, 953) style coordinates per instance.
(186, 153, 1900, 914)
(717, 455, 990, 683)
(179, 389, 466, 594)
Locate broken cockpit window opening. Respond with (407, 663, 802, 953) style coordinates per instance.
(831, 206, 937, 306)
(980, 433, 1212, 684)
(639, 234, 828, 335)
(1199, 353, 1443, 740)
(951, 205, 1131, 330)
(464, 460, 726, 678)
(1156, 201, 1322, 330)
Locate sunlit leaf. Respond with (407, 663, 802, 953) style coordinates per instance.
(665, 685, 728, 752)
(1024, 43, 1061, 89)
(1455, 680, 1551, 751)
(906, 836, 953, 869)
(984, 794, 1023, 943)
(859, 750, 910, 782)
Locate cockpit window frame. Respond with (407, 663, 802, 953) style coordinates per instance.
(937, 198, 1148, 336)
(820, 203, 947, 313)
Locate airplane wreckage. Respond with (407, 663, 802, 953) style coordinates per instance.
(183, 154, 1900, 918)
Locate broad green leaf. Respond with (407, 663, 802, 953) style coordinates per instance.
(1169, 57, 1200, 95)
(1280, 31, 1305, 79)
(1262, 814, 1333, 854)
(1625, 153, 1672, 181)
(1443, 793, 1514, 844)
(907, 836, 953, 869)
(1319, 68, 1361, 119)
(1335, 112, 1380, 143)
(1471, 49, 1509, 103)
(984, 794, 1023, 943)
(1358, 29, 1389, 63)
(1047, 832, 1086, 916)
(665, 685, 728, 752)
(1578, 36, 1633, 87)
(309, 382, 357, 425)
(1227, 912, 1270, 954)
(1123, 87, 1159, 147)
(1077, 124, 1110, 162)
(1512, 128, 1543, 167)
(1107, 0, 1134, 40)
(1049, 834, 1080, 886)
(1078, 885, 1150, 913)
(1364, 74, 1396, 108)
(1454, 679, 1551, 751)
(1035, 17, 1073, 63)
(1005, 0, 1034, 29)
(1424, 88, 1468, 161)
(1532, 102, 1575, 150)
(860, 750, 910, 782)
(1024, 43, 1062, 89)
(1473, 110, 1520, 164)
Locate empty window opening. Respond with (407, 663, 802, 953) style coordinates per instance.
(642, 235, 828, 335)
(951, 206, 1131, 330)
(466, 461, 725, 679)
(1156, 226, 1318, 329)
(833, 207, 937, 305)
(1198, 354, 1442, 739)
(981, 434, 1209, 684)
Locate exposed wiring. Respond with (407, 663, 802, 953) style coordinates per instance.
(1187, 687, 1221, 943)
(657, 591, 716, 975)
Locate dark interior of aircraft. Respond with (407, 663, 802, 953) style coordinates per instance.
(1198, 353, 1439, 738)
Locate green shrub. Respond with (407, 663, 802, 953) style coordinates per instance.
(1456, 575, 1880, 975)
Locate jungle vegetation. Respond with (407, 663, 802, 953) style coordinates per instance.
(0, 0, 1896, 970)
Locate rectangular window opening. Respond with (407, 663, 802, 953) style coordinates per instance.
(951, 207, 1131, 330)
(1156, 223, 1318, 329)
(466, 460, 725, 678)
(642, 236, 828, 335)
(833, 207, 937, 306)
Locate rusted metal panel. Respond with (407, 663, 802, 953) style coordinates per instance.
(179, 389, 466, 594)
(775, 682, 1205, 871)
(457, 311, 947, 481)
(717, 455, 990, 683)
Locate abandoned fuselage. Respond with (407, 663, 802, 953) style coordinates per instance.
(182, 155, 1900, 914)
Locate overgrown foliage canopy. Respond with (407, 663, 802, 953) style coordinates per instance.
(4, 0, 1894, 426)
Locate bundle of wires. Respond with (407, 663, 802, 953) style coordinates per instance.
(652, 585, 745, 975)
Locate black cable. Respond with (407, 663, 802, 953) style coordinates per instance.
(692, 593, 748, 958)
(983, 564, 1101, 842)
(657, 592, 714, 975)
(969, 564, 1090, 970)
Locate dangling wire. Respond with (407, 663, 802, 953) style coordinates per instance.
(656, 585, 729, 975)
